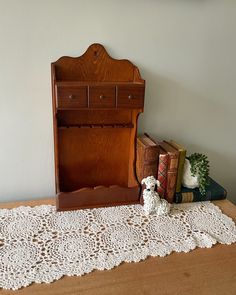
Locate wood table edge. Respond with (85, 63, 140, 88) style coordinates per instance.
(0, 199, 235, 218)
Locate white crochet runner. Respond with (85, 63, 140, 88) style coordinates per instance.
(0, 202, 236, 290)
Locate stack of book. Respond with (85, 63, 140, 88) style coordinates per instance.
(136, 134, 227, 203)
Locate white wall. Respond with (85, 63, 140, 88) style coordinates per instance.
(0, 0, 236, 203)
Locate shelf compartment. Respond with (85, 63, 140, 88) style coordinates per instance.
(58, 127, 132, 192)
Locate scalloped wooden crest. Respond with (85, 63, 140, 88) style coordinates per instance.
(52, 43, 144, 82)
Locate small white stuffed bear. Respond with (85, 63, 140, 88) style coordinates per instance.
(141, 176, 170, 216)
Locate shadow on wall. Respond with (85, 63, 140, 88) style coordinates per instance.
(137, 68, 236, 204)
(139, 69, 230, 138)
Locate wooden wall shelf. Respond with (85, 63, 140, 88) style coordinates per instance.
(51, 43, 145, 211)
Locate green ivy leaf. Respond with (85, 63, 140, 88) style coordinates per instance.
(188, 153, 210, 195)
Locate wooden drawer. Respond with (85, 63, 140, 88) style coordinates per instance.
(117, 85, 144, 108)
(89, 86, 116, 108)
(56, 86, 88, 109)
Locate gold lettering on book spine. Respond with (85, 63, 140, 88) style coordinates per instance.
(182, 192, 194, 203)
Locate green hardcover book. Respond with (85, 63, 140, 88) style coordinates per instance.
(166, 140, 186, 193)
(175, 177, 227, 203)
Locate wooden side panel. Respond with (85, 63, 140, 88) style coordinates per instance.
(51, 65, 60, 193)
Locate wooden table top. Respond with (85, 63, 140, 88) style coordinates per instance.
(0, 198, 236, 295)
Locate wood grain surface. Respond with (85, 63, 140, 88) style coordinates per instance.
(0, 199, 236, 294)
(51, 44, 145, 210)
(53, 43, 144, 82)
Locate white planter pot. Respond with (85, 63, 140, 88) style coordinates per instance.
(182, 159, 199, 189)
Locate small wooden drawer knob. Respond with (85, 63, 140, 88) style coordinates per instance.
(128, 94, 133, 100)
(69, 94, 74, 99)
(99, 95, 104, 99)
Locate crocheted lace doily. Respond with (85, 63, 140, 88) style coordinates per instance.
(0, 202, 236, 290)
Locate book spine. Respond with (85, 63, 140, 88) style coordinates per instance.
(175, 150, 186, 192)
(175, 189, 227, 203)
(165, 153, 178, 203)
(157, 153, 168, 198)
(136, 140, 144, 183)
(136, 140, 158, 184)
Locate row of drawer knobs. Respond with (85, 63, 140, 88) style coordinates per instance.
(99, 94, 133, 100)
(68, 94, 134, 100)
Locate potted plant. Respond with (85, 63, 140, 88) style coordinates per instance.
(182, 153, 210, 195)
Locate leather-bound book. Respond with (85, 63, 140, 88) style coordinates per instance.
(166, 140, 186, 193)
(157, 147, 169, 198)
(136, 134, 159, 184)
(175, 178, 227, 203)
(159, 141, 179, 203)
